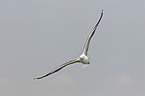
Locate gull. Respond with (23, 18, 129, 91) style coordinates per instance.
(34, 10, 103, 80)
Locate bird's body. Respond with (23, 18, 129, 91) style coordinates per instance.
(34, 10, 104, 80)
(78, 53, 90, 64)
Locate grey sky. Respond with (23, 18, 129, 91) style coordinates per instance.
(0, 0, 145, 96)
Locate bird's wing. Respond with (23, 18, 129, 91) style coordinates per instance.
(34, 59, 80, 80)
(82, 10, 103, 56)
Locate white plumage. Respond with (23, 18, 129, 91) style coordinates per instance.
(34, 10, 104, 80)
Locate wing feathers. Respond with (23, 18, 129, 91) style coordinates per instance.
(34, 59, 80, 80)
(83, 10, 103, 56)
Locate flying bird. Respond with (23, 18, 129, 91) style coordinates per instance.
(34, 10, 104, 80)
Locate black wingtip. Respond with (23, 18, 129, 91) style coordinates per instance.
(101, 10, 104, 15)
(34, 78, 38, 80)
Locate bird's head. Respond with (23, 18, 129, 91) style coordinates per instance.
(79, 54, 90, 64)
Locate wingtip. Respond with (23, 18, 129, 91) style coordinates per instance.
(101, 10, 104, 14)
(34, 78, 38, 80)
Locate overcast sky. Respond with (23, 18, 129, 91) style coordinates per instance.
(0, 0, 145, 96)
